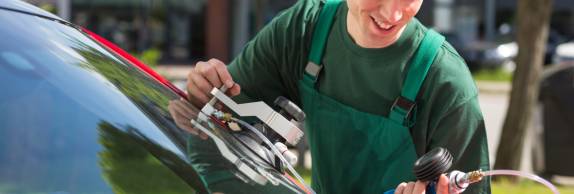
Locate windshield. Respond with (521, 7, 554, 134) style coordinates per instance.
(0, 8, 204, 194)
(0, 4, 302, 193)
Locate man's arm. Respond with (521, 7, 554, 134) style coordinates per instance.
(418, 43, 491, 194)
(429, 96, 491, 194)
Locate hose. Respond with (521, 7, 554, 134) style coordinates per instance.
(483, 170, 559, 194)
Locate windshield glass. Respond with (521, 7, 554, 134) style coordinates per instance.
(0, 9, 203, 194)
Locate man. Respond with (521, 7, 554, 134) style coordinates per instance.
(186, 0, 491, 193)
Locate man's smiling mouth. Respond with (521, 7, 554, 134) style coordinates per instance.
(371, 16, 395, 31)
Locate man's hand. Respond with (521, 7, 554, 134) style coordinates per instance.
(187, 58, 241, 108)
(168, 98, 209, 140)
(394, 174, 450, 194)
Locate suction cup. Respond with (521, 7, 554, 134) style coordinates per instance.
(413, 147, 453, 181)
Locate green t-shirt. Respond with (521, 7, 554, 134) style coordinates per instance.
(228, 0, 491, 193)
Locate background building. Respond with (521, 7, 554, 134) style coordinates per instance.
(24, 0, 574, 65)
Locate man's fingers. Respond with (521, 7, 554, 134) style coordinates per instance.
(187, 58, 237, 108)
(209, 58, 235, 88)
(180, 123, 197, 134)
(171, 102, 188, 119)
(174, 98, 198, 118)
(223, 83, 241, 97)
(168, 100, 179, 117)
(395, 182, 407, 194)
(183, 58, 236, 141)
(404, 182, 415, 194)
(187, 70, 212, 107)
(169, 100, 196, 133)
(195, 59, 225, 88)
(227, 83, 241, 97)
(412, 181, 428, 194)
(204, 70, 223, 90)
(437, 174, 449, 194)
(168, 99, 209, 140)
(188, 84, 210, 107)
(190, 68, 214, 95)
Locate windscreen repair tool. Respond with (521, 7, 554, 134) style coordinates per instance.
(384, 147, 483, 194)
(190, 86, 312, 194)
(411, 147, 483, 194)
(385, 147, 560, 194)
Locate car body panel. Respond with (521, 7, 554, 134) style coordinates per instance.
(554, 41, 574, 64)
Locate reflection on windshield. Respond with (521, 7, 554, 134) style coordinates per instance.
(0, 9, 202, 193)
(97, 122, 204, 194)
(54, 22, 189, 155)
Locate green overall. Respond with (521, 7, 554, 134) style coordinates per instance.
(300, 0, 445, 193)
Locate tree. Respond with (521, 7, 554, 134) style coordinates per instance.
(494, 0, 554, 176)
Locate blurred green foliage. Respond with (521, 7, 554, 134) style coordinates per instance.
(296, 167, 311, 185)
(98, 123, 197, 194)
(492, 178, 574, 194)
(472, 68, 513, 82)
(133, 48, 162, 68)
(38, 3, 56, 14)
(70, 39, 172, 108)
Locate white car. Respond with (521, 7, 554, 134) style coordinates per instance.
(553, 41, 574, 65)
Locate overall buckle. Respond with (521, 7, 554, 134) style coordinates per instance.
(391, 96, 416, 120)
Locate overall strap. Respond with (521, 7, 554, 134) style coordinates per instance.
(304, 0, 342, 83)
(389, 29, 445, 126)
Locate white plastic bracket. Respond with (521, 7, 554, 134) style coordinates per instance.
(210, 88, 304, 145)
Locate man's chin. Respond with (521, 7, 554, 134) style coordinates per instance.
(361, 35, 400, 48)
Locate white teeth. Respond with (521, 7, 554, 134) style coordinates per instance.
(371, 16, 393, 30)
